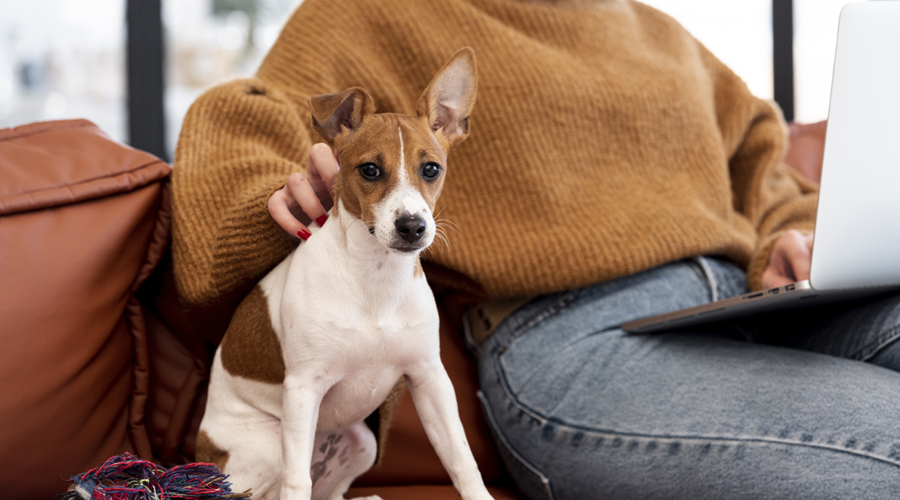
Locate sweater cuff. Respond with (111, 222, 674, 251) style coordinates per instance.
(247, 177, 294, 242)
(173, 174, 296, 307)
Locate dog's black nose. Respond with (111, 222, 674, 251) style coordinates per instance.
(395, 214, 427, 243)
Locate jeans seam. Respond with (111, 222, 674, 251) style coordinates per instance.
(477, 390, 556, 500)
(492, 341, 553, 426)
(852, 323, 900, 361)
(504, 290, 580, 344)
(489, 348, 900, 470)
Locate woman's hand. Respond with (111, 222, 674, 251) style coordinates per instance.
(268, 143, 339, 240)
(760, 229, 814, 289)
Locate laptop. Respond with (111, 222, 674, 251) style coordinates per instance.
(622, 1, 900, 334)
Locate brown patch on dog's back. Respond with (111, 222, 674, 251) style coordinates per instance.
(196, 430, 230, 471)
(220, 285, 285, 384)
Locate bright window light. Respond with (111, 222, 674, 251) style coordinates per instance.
(794, 0, 853, 123)
(640, 0, 856, 124)
(639, 0, 773, 103)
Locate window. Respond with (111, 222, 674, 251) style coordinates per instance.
(0, 0, 126, 142)
(1, 0, 870, 156)
(640, 0, 774, 102)
(164, 0, 300, 159)
(793, 0, 851, 123)
(642, 0, 857, 123)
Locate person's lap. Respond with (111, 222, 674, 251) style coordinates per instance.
(477, 257, 900, 500)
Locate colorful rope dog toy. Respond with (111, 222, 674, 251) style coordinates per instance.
(61, 453, 250, 500)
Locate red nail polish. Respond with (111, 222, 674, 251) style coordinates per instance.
(316, 214, 328, 227)
(297, 229, 311, 241)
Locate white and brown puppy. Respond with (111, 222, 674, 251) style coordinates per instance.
(197, 48, 493, 500)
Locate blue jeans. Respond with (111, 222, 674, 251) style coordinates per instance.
(476, 257, 900, 500)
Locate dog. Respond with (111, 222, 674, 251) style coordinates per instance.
(196, 48, 493, 500)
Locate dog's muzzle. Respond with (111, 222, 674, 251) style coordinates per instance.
(392, 213, 428, 251)
(395, 213, 426, 242)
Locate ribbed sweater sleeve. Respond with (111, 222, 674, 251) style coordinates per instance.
(699, 44, 818, 290)
(171, 78, 311, 306)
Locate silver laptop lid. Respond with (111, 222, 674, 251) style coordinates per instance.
(809, 1, 900, 290)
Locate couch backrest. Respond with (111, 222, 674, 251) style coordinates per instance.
(0, 119, 171, 499)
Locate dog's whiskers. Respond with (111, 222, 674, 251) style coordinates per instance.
(435, 219, 460, 236)
(425, 232, 447, 257)
(429, 226, 451, 254)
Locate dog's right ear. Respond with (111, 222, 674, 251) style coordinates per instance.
(416, 47, 478, 148)
(307, 87, 376, 145)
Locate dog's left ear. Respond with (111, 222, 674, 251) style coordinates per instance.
(416, 48, 478, 148)
(308, 87, 376, 145)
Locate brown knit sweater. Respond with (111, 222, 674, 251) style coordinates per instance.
(172, 0, 817, 310)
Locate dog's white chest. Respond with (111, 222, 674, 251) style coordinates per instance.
(260, 240, 439, 431)
(316, 361, 403, 431)
(294, 310, 434, 431)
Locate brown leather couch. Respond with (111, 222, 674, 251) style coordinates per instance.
(0, 119, 826, 500)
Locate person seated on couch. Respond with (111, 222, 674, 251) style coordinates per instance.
(170, 0, 900, 498)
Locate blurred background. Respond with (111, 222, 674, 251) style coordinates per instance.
(0, 0, 855, 161)
(0, 0, 296, 159)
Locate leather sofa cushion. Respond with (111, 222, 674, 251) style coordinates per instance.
(0, 120, 170, 499)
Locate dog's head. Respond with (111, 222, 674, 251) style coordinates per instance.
(308, 48, 477, 254)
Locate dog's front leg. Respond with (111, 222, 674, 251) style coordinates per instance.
(407, 359, 494, 500)
(280, 374, 327, 500)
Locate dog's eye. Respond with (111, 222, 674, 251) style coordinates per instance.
(357, 163, 382, 181)
(421, 162, 442, 181)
